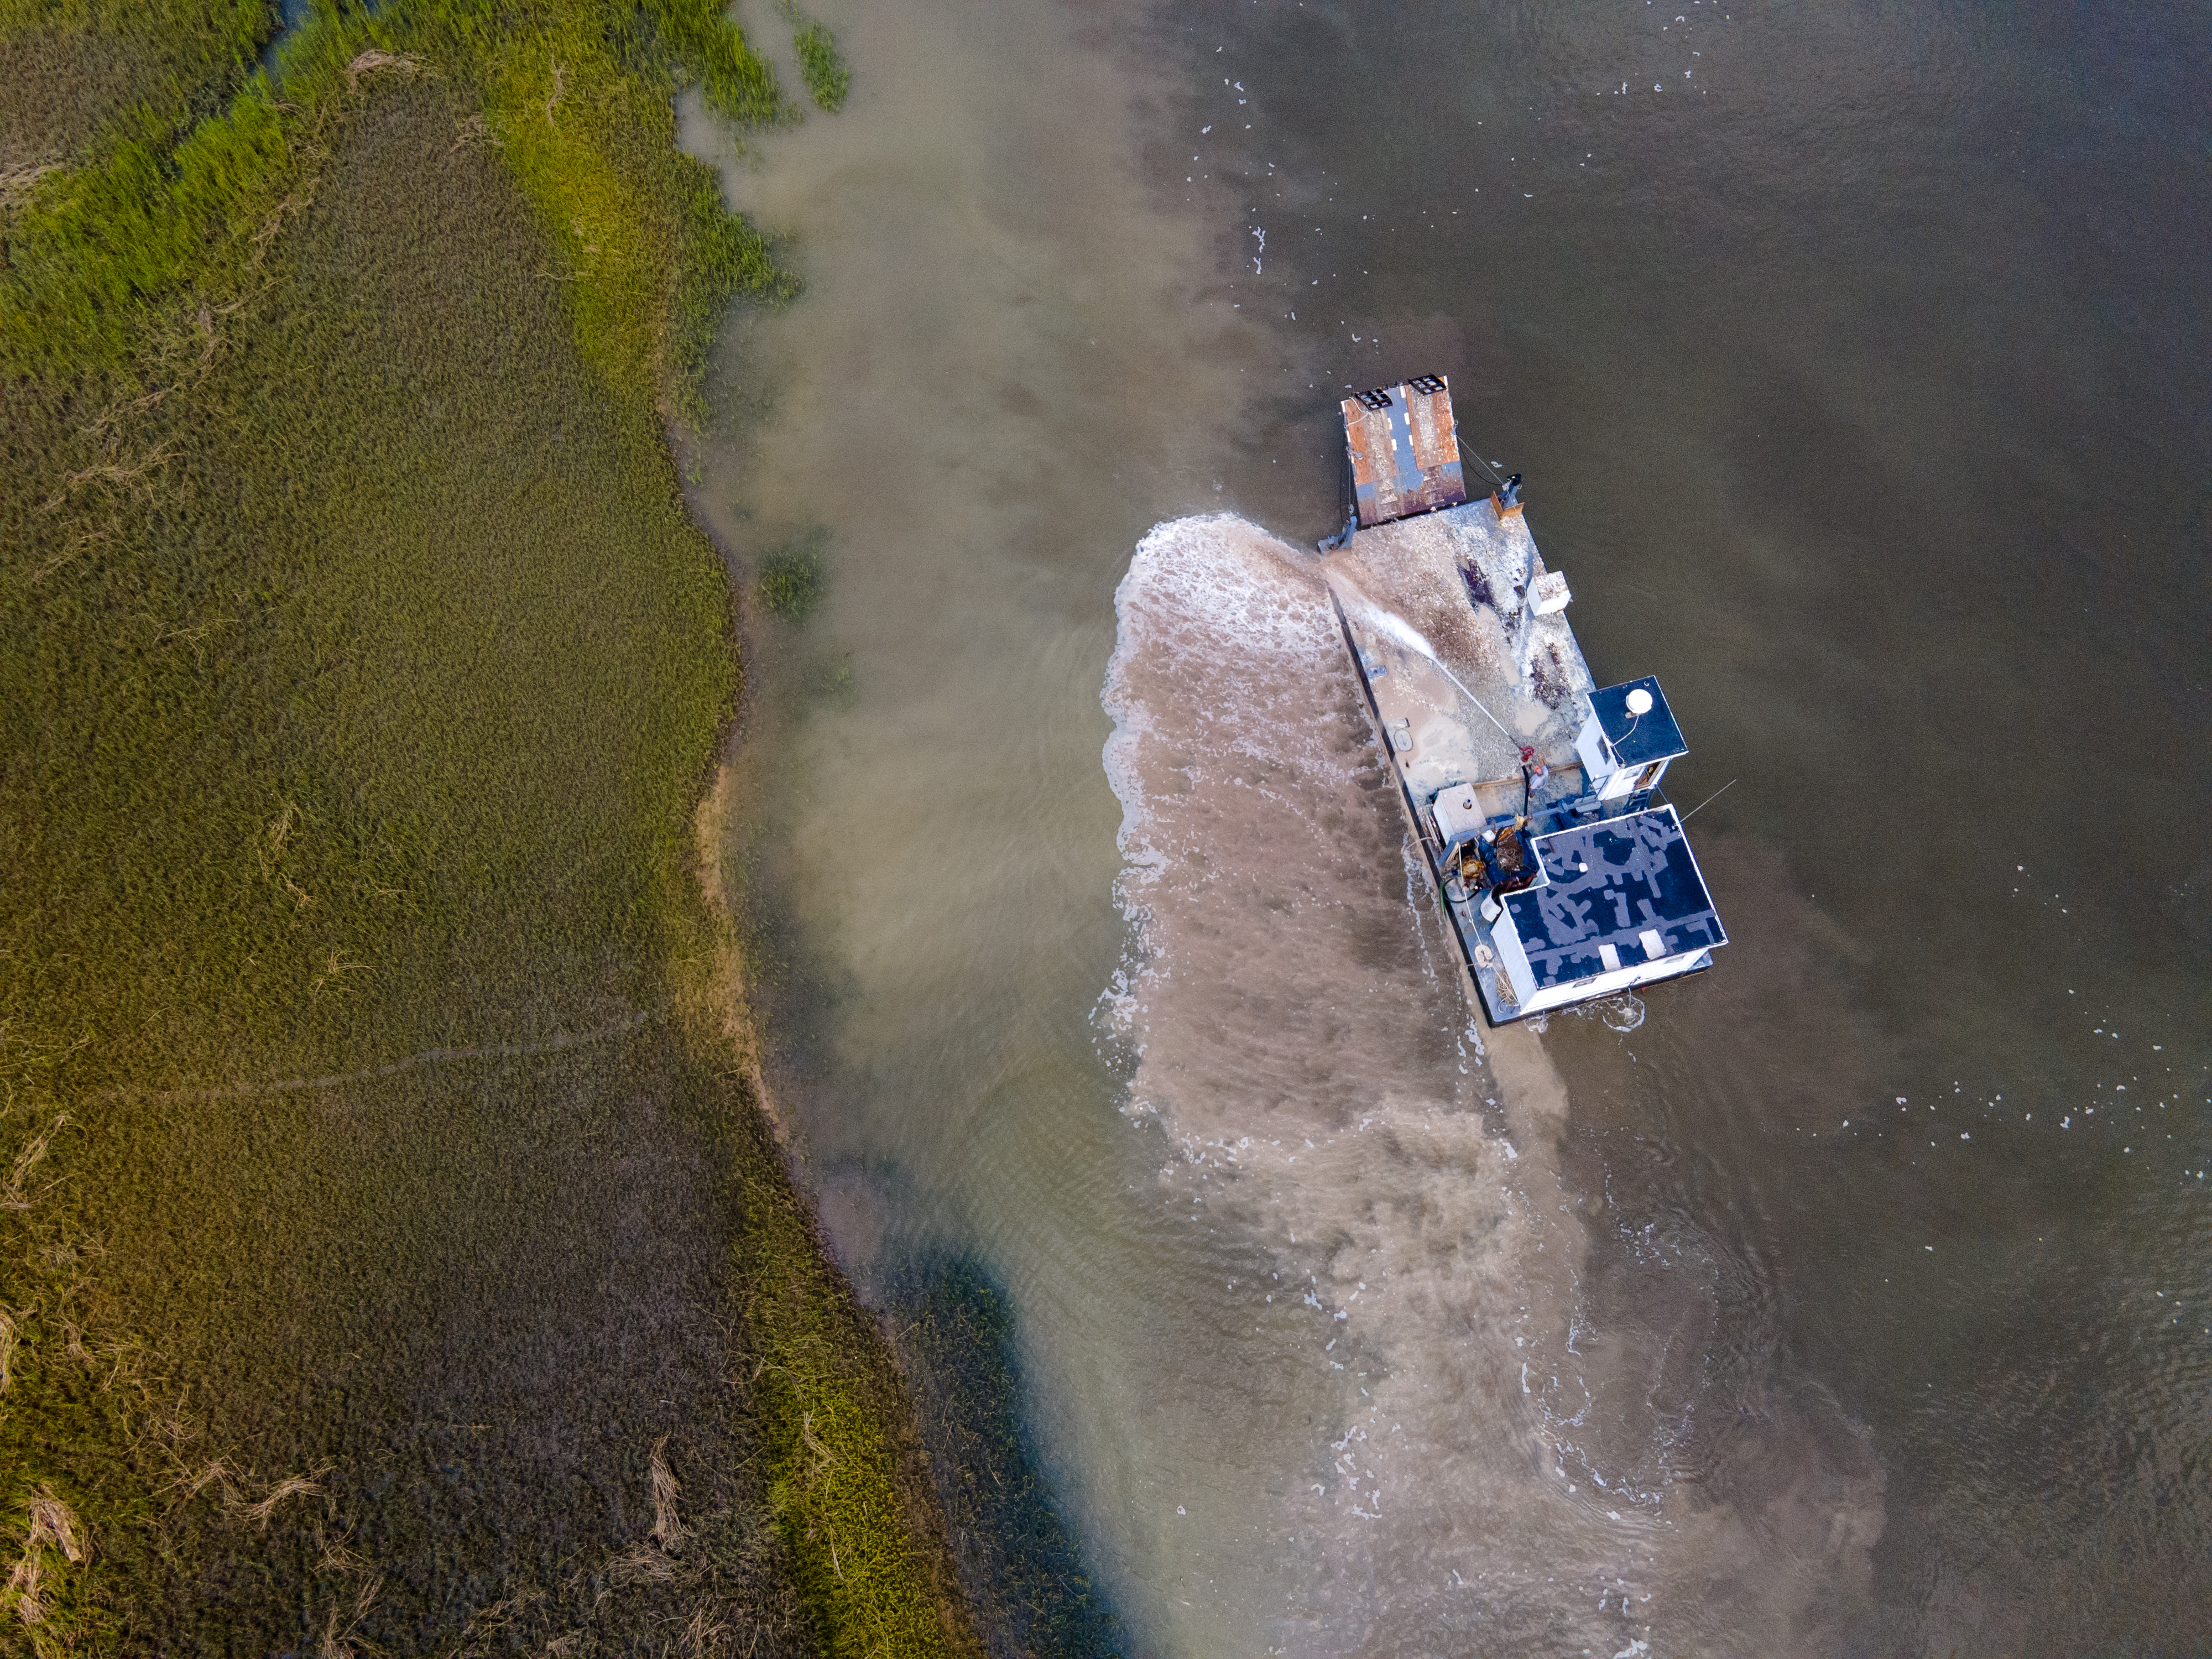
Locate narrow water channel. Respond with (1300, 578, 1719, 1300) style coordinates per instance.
(682, 3, 2212, 1653)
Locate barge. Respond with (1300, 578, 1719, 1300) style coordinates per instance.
(1317, 375, 1725, 1023)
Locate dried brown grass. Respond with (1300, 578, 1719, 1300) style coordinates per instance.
(6, 1485, 88, 1630)
(316, 1571, 382, 1658)
(0, 161, 61, 207)
(169, 1457, 242, 1506)
(24, 1489, 85, 1566)
(1, 1114, 66, 1211)
(607, 1543, 682, 1588)
(238, 1469, 329, 1532)
(343, 49, 424, 88)
(650, 1435, 690, 1552)
(315, 1530, 371, 1575)
(679, 1603, 731, 1654)
(4, 1548, 46, 1631)
(687, 763, 791, 1148)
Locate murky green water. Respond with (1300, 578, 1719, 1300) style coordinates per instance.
(685, 2, 2212, 1652)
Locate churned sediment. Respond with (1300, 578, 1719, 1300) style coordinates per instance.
(1100, 512, 1883, 1655)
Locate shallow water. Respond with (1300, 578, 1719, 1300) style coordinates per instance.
(685, 2, 2212, 1652)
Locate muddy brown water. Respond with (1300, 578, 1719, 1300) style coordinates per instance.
(683, 2, 2212, 1652)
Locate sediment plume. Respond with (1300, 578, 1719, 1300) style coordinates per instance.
(1101, 513, 1883, 1655)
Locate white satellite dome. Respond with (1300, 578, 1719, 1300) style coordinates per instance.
(1625, 687, 1655, 716)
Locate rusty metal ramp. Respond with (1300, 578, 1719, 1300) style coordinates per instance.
(1342, 374, 1468, 528)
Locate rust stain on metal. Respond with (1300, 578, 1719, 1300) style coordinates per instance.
(1342, 374, 1467, 528)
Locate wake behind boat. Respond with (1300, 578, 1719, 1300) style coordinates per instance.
(1317, 375, 1726, 1022)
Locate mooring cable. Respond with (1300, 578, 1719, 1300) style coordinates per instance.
(1680, 777, 1738, 823)
(1454, 434, 1510, 492)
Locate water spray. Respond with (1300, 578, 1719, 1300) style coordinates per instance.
(1350, 602, 1518, 744)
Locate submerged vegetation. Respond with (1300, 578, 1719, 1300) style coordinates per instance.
(727, 1110, 974, 1656)
(0, 0, 982, 1653)
(894, 1263, 1124, 1659)
(774, 0, 846, 114)
(787, 14, 848, 113)
(757, 529, 829, 622)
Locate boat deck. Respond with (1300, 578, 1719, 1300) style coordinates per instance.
(1320, 495, 1604, 1020)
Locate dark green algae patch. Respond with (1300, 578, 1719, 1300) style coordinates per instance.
(0, 2, 992, 1653)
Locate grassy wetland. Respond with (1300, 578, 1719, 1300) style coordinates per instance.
(0, 0, 974, 1653)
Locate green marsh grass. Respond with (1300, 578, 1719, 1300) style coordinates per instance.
(789, 18, 848, 114)
(0, 0, 274, 170)
(1, 2, 976, 1653)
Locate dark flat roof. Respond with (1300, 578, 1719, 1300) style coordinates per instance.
(1587, 676, 1686, 768)
(1502, 806, 1724, 990)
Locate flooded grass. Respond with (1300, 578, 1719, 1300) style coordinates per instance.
(0, 2, 969, 1653)
(726, 1106, 979, 1659)
(785, 12, 849, 114)
(893, 1262, 1122, 1659)
(757, 530, 830, 622)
